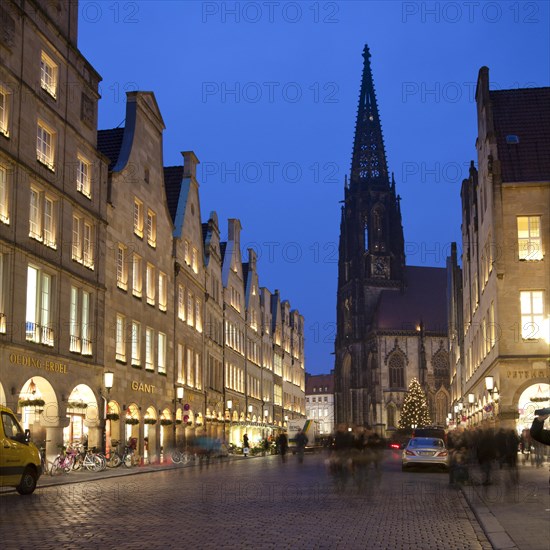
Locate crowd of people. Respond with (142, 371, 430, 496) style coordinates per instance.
(324, 424, 387, 493)
(446, 411, 550, 487)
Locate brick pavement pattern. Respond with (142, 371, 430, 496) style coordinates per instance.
(0, 453, 494, 550)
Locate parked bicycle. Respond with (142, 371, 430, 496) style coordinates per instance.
(121, 444, 137, 468)
(171, 448, 192, 465)
(38, 441, 52, 476)
(72, 445, 105, 472)
(105, 440, 122, 468)
(50, 445, 78, 476)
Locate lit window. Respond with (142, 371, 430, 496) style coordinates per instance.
(116, 244, 128, 290)
(192, 248, 198, 273)
(184, 241, 190, 265)
(195, 299, 202, 333)
(195, 352, 202, 390)
(69, 287, 92, 355)
(0, 254, 6, 333)
(158, 272, 167, 311)
(518, 216, 543, 260)
(146, 263, 155, 305)
(72, 215, 94, 268)
(25, 265, 53, 346)
(36, 121, 55, 170)
(187, 291, 194, 326)
(147, 209, 156, 247)
(178, 284, 185, 321)
(40, 52, 58, 98)
(69, 286, 80, 353)
(186, 348, 194, 387)
(145, 328, 154, 371)
(158, 332, 166, 374)
(520, 290, 545, 340)
(29, 187, 57, 249)
(81, 291, 91, 355)
(133, 199, 143, 237)
(0, 164, 9, 224)
(132, 254, 142, 297)
(76, 155, 91, 198)
(131, 321, 141, 366)
(177, 343, 184, 383)
(0, 85, 9, 137)
(116, 314, 126, 362)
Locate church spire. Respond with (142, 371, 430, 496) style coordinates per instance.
(350, 44, 389, 187)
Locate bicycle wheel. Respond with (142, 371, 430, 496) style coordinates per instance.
(107, 453, 122, 468)
(171, 451, 182, 464)
(72, 455, 83, 471)
(96, 454, 107, 471)
(50, 457, 64, 476)
(123, 453, 133, 468)
(181, 452, 191, 465)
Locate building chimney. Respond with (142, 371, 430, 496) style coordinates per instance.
(182, 151, 200, 179)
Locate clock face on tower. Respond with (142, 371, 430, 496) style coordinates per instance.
(372, 256, 389, 278)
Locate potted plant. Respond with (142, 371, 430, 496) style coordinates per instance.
(106, 413, 120, 421)
(125, 417, 139, 425)
(160, 419, 173, 426)
(144, 418, 157, 425)
(18, 398, 46, 408)
(67, 401, 88, 409)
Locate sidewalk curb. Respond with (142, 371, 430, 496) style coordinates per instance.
(460, 485, 519, 550)
(1, 454, 251, 495)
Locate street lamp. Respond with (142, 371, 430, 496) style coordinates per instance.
(485, 376, 494, 392)
(226, 400, 233, 445)
(102, 371, 114, 455)
(104, 371, 114, 394)
(173, 386, 184, 450)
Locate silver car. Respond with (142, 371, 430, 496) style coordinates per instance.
(402, 437, 449, 470)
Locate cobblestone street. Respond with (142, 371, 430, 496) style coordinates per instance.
(0, 452, 495, 550)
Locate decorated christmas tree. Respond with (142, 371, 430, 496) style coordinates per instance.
(398, 377, 431, 429)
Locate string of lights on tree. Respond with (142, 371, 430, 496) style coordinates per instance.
(398, 378, 431, 430)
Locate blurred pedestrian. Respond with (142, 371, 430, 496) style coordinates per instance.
(276, 431, 289, 463)
(295, 428, 308, 463)
(530, 411, 550, 446)
(475, 428, 496, 486)
(243, 433, 249, 457)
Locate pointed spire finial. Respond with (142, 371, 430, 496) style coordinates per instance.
(349, 45, 389, 187)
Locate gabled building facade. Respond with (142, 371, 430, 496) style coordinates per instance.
(449, 69, 550, 431)
(0, 0, 306, 459)
(306, 372, 335, 435)
(0, 0, 107, 459)
(203, 211, 225, 438)
(165, 151, 207, 447)
(99, 91, 175, 462)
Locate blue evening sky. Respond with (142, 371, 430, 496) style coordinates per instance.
(78, 1, 550, 375)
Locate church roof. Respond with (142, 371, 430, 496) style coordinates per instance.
(376, 266, 447, 333)
(490, 87, 550, 183)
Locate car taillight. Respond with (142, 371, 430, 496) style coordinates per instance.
(438, 451, 448, 457)
(405, 450, 415, 456)
(390, 443, 400, 449)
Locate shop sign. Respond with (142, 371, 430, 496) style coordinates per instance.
(9, 353, 68, 374)
(131, 381, 155, 393)
(506, 368, 550, 380)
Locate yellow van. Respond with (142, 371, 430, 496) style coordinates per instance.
(0, 404, 42, 494)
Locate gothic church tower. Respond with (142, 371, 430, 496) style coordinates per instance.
(335, 45, 405, 426)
